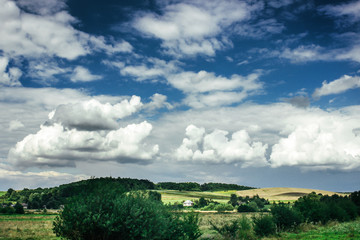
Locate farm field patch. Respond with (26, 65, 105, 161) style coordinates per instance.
(0, 214, 59, 240)
(157, 190, 232, 204)
(236, 187, 348, 202)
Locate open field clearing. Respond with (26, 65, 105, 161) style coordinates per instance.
(0, 212, 359, 239)
(157, 190, 232, 204)
(0, 192, 5, 197)
(0, 214, 59, 240)
(236, 187, 348, 202)
(276, 218, 360, 240)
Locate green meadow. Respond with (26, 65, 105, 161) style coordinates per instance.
(0, 214, 59, 240)
(0, 213, 359, 240)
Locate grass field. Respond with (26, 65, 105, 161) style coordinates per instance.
(157, 190, 233, 204)
(0, 192, 5, 197)
(0, 212, 359, 239)
(235, 187, 348, 202)
(276, 219, 360, 240)
(0, 214, 59, 240)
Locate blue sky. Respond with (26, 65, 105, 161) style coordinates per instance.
(1, 0, 360, 191)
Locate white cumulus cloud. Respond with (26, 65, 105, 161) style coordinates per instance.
(175, 125, 268, 167)
(270, 118, 360, 170)
(49, 96, 142, 130)
(70, 66, 102, 82)
(8, 121, 158, 168)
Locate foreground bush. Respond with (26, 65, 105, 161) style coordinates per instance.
(211, 216, 255, 240)
(53, 190, 201, 240)
(271, 203, 303, 231)
(252, 214, 276, 237)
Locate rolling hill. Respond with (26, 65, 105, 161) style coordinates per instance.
(236, 187, 348, 202)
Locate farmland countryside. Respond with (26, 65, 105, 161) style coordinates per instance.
(0, 178, 359, 239)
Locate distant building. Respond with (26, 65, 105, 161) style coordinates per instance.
(183, 200, 194, 207)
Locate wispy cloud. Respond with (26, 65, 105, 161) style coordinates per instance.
(313, 75, 360, 99)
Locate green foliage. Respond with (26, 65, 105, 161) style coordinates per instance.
(53, 189, 201, 240)
(214, 203, 234, 212)
(14, 202, 25, 214)
(211, 216, 255, 240)
(201, 202, 219, 211)
(229, 194, 238, 207)
(197, 197, 208, 208)
(294, 192, 358, 224)
(271, 203, 303, 231)
(237, 204, 257, 212)
(252, 214, 276, 237)
(181, 211, 202, 240)
(148, 191, 161, 201)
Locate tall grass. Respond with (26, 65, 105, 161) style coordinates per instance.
(0, 214, 59, 240)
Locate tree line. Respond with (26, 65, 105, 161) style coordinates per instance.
(0, 177, 254, 210)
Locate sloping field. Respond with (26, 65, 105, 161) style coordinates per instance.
(157, 190, 231, 204)
(236, 187, 347, 202)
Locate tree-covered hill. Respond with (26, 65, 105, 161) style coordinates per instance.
(0, 177, 255, 209)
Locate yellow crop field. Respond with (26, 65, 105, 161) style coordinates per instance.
(236, 187, 348, 202)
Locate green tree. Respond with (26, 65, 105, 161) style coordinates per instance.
(229, 194, 238, 207)
(14, 202, 25, 214)
(271, 203, 303, 231)
(53, 190, 201, 240)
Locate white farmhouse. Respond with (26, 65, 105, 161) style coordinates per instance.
(183, 200, 194, 207)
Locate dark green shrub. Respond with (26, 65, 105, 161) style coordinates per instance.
(238, 204, 256, 212)
(271, 203, 303, 231)
(252, 214, 276, 237)
(14, 202, 25, 214)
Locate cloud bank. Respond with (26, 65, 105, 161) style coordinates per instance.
(8, 97, 158, 168)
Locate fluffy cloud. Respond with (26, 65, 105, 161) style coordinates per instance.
(313, 75, 360, 98)
(133, 0, 251, 57)
(270, 117, 360, 170)
(152, 103, 360, 171)
(0, 56, 22, 87)
(48, 96, 142, 130)
(175, 125, 268, 167)
(144, 93, 173, 111)
(0, 0, 87, 60)
(168, 71, 262, 93)
(70, 66, 102, 82)
(0, 87, 140, 162)
(8, 121, 158, 168)
(168, 70, 263, 108)
(6, 94, 158, 168)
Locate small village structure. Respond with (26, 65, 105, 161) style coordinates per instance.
(183, 200, 194, 207)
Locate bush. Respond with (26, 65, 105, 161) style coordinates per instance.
(53, 190, 201, 240)
(201, 202, 218, 211)
(211, 216, 255, 240)
(14, 202, 25, 214)
(214, 203, 234, 212)
(238, 204, 257, 212)
(252, 214, 276, 237)
(271, 203, 303, 231)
